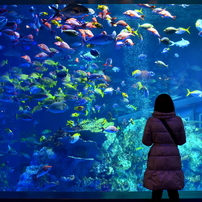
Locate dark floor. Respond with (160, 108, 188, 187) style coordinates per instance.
(1, 199, 202, 202)
(0, 191, 201, 201)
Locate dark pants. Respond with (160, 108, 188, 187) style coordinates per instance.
(152, 190, 179, 201)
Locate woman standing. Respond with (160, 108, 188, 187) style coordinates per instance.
(142, 94, 186, 202)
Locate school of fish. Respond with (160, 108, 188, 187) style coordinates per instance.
(0, 3, 201, 139)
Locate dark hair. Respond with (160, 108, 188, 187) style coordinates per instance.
(154, 94, 175, 113)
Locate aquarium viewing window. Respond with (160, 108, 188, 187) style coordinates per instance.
(0, 0, 202, 200)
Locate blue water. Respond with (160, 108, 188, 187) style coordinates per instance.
(0, 3, 202, 193)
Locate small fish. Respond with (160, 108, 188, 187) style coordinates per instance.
(122, 92, 129, 98)
(138, 23, 154, 29)
(97, 5, 109, 10)
(39, 12, 49, 16)
(103, 126, 119, 133)
(143, 86, 149, 98)
(66, 120, 75, 127)
(103, 58, 113, 67)
(16, 114, 33, 121)
(60, 175, 75, 181)
(74, 106, 85, 111)
(161, 47, 170, 54)
(121, 81, 126, 87)
(5, 128, 14, 137)
(146, 27, 161, 38)
(103, 87, 114, 95)
(175, 26, 191, 34)
(0, 59, 8, 67)
(39, 135, 46, 142)
(174, 53, 179, 58)
(90, 49, 100, 57)
(132, 70, 142, 76)
(135, 147, 144, 151)
(123, 10, 145, 20)
(163, 27, 178, 34)
(71, 113, 80, 117)
(158, 10, 176, 20)
(126, 104, 137, 110)
(41, 129, 51, 134)
(186, 89, 202, 97)
(180, 4, 189, 8)
(131, 81, 143, 90)
(112, 66, 120, 72)
(55, 35, 63, 42)
(138, 53, 147, 60)
(0, 16, 8, 30)
(35, 165, 52, 178)
(155, 60, 168, 68)
(69, 133, 81, 144)
(159, 37, 171, 45)
(62, 29, 79, 37)
(48, 102, 68, 113)
(195, 19, 202, 32)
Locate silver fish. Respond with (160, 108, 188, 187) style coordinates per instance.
(169, 38, 190, 48)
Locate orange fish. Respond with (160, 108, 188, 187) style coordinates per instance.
(125, 39, 135, 47)
(111, 20, 128, 27)
(158, 10, 176, 20)
(116, 32, 134, 41)
(123, 10, 145, 20)
(21, 55, 32, 63)
(146, 27, 161, 38)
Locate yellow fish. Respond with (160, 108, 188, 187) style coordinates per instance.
(55, 35, 64, 42)
(132, 70, 142, 76)
(135, 147, 144, 151)
(129, 118, 135, 124)
(39, 12, 49, 16)
(74, 106, 85, 111)
(135, 8, 143, 14)
(51, 20, 62, 27)
(176, 26, 191, 34)
(94, 88, 104, 97)
(122, 92, 129, 98)
(97, 5, 109, 10)
(66, 120, 74, 127)
(101, 119, 107, 125)
(186, 89, 202, 97)
(71, 113, 80, 117)
(39, 135, 46, 142)
(69, 133, 81, 144)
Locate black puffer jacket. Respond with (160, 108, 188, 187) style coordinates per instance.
(142, 111, 186, 190)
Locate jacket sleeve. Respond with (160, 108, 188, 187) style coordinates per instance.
(177, 118, 186, 145)
(142, 118, 153, 146)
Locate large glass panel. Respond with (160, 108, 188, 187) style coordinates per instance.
(0, 2, 201, 195)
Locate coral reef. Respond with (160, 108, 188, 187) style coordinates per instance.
(16, 118, 202, 192)
(16, 128, 106, 191)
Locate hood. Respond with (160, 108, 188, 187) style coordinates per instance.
(152, 111, 176, 119)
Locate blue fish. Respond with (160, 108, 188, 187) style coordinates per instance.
(90, 49, 100, 57)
